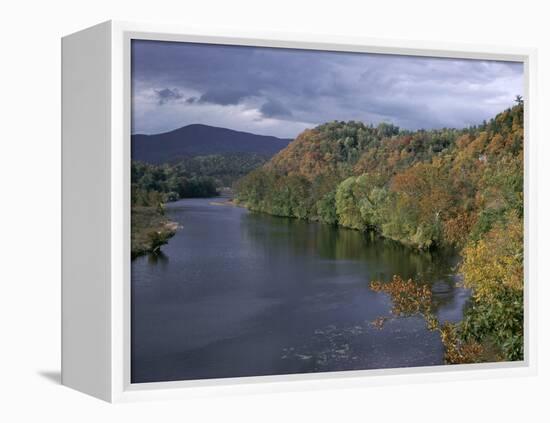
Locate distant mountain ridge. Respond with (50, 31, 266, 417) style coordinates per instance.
(132, 124, 292, 163)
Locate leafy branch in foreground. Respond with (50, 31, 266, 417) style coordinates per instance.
(370, 275, 485, 364)
(370, 227, 524, 365)
(369, 276, 434, 323)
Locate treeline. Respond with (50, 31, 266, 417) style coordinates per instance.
(236, 103, 524, 362)
(132, 161, 217, 205)
(132, 153, 268, 205)
(172, 153, 269, 187)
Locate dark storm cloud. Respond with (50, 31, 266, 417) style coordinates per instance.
(199, 88, 249, 105)
(154, 88, 183, 105)
(131, 40, 524, 137)
(260, 99, 293, 118)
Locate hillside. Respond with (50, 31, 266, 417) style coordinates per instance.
(236, 105, 523, 249)
(132, 124, 292, 164)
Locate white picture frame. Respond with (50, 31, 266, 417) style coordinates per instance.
(61, 20, 538, 403)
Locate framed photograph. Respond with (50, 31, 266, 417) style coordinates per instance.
(61, 21, 537, 402)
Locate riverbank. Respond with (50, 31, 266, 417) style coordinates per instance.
(131, 206, 179, 259)
(209, 198, 240, 207)
(131, 190, 235, 259)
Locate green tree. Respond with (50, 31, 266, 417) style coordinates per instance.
(335, 177, 366, 230)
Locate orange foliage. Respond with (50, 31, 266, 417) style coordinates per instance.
(443, 211, 477, 246)
(369, 275, 433, 317)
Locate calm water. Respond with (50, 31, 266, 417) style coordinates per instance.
(131, 197, 468, 383)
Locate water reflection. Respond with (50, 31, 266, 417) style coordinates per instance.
(241, 212, 461, 314)
(146, 250, 169, 265)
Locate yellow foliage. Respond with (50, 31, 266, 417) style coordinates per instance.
(466, 132, 489, 156)
(460, 213, 523, 300)
(487, 134, 505, 155)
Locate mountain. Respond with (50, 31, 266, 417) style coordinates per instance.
(132, 124, 292, 163)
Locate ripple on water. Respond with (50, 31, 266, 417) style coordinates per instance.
(281, 318, 443, 371)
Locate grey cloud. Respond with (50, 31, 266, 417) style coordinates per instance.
(132, 40, 524, 137)
(199, 89, 250, 106)
(260, 98, 293, 118)
(155, 88, 183, 105)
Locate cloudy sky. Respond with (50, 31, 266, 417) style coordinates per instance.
(131, 40, 523, 138)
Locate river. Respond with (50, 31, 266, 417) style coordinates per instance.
(131, 197, 469, 383)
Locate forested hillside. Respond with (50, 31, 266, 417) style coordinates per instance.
(237, 104, 523, 249)
(236, 103, 524, 362)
